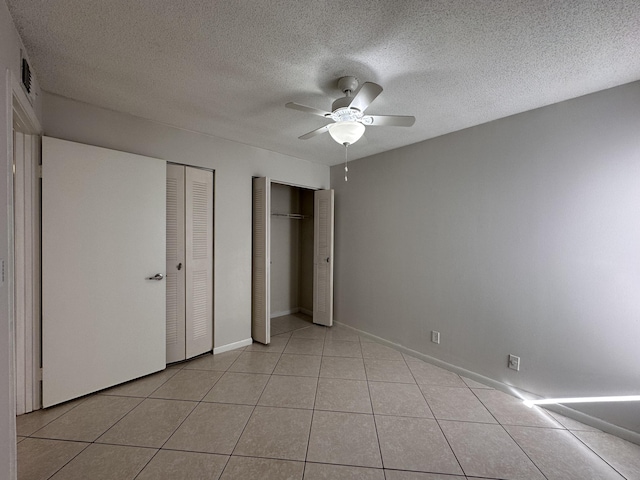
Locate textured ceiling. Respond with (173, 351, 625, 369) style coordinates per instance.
(7, 0, 640, 166)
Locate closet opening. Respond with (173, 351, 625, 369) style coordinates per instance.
(252, 177, 334, 345)
(269, 183, 315, 334)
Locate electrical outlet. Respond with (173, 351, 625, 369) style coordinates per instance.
(431, 330, 440, 344)
(508, 354, 520, 371)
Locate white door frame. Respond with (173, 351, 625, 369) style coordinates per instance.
(10, 72, 42, 416)
(252, 178, 332, 335)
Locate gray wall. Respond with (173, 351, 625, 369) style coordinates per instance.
(330, 82, 640, 434)
(43, 92, 330, 350)
(270, 183, 300, 316)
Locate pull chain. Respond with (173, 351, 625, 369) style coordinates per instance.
(344, 143, 349, 182)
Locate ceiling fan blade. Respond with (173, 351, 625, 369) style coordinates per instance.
(286, 102, 331, 118)
(299, 125, 330, 140)
(365, 115, 416, 127)
(348, 82, 383, 112)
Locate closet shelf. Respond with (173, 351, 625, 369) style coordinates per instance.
(271, 212, 310, 220)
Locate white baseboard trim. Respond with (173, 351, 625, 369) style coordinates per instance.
(270, 308, 300, 318)
(334, 321, 640, 446)
(213, 338, 252, 354)
(299, 308, 313, 317)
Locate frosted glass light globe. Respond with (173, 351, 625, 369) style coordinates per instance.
(327, 121, 365, 145)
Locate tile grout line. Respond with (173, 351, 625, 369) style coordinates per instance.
(272, 317, 317, 475)
(497, 425, 551, 480)
(138, 349, 245, 478)
(135, 356, 230, 480)
(43, 440, 93, 480)
(151, 357, 230, 449)
(466, 383, 553, 479)
(19, 395, 91, 439)
(363, 333, 386, 471)
(303, 326, 326, 477)
(92, 396, 149, 445)
(26, 319, 631, 480)
(402, 352, 467, 478)
(219, 321, 298, 477)
(123, 446, 161, 480)
(24, 319, 297, 479)
(467, 387, 504, 427)
(36, 394, 145, 479)
(403, 356, 437, 420)
(566, 429, 630, 480)
(414, 362, 547, 479)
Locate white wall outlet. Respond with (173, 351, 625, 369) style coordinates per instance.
(431, 330, 440, 344)
(508, 354, 520, 371)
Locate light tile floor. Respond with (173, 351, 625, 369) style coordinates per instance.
(16, 314, 640, 479)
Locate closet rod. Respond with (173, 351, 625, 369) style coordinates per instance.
(271, 213, 309, 220)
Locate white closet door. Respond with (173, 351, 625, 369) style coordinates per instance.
(313, 189, 334, 327)
(166, 164, 186, 363)
(185, 167, 214, 358)
(252, 177, 270, 344)
(42, 137, 166, 407)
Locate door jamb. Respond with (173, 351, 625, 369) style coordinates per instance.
(11, 72, 42, 418)
(252, 177, 324, 331)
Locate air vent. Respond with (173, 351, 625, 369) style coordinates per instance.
(21, 58, 32, 95)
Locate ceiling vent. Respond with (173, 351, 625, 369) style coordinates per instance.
(20, 51, 36, 104)
(22, 58, 31, 94)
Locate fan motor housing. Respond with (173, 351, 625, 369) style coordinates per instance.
(337, 76, 359, 94)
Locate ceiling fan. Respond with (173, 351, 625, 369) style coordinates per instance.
(285, 76, 416, 146)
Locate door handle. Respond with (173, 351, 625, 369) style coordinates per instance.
(147, 273, 164, 281)
(326, 257, 330, 263)
(177, 263, 182, 271)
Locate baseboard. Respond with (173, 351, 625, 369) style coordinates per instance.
(271, 307, 314, 318)
(334, 321, 640, 446)
(213, 338, 252, 354)
(270, 308, 300, 318)
(541, 403, 640, 445)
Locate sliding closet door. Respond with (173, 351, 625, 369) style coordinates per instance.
(252, 177, 270, 344)
(313, 189, 334, 326)
(166, 164, 186, 363)
(185, 167, 214, 358)
(42, 137, 166, 407)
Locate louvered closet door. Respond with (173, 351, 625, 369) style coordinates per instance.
(252, 177, 270, 344)
(185, 167, 214, 358)
(313, 189, 334, 327)
(166, 164, 186, 363)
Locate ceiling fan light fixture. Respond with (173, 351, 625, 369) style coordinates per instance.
(327, 121, 365, 146)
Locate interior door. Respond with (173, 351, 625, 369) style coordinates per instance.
(42, 137, 166, 407)
(185, 167, 214, 358)
(166, 164, 186, 363)
(252, 177, 270, 344)
(313, 189, 334, 326)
